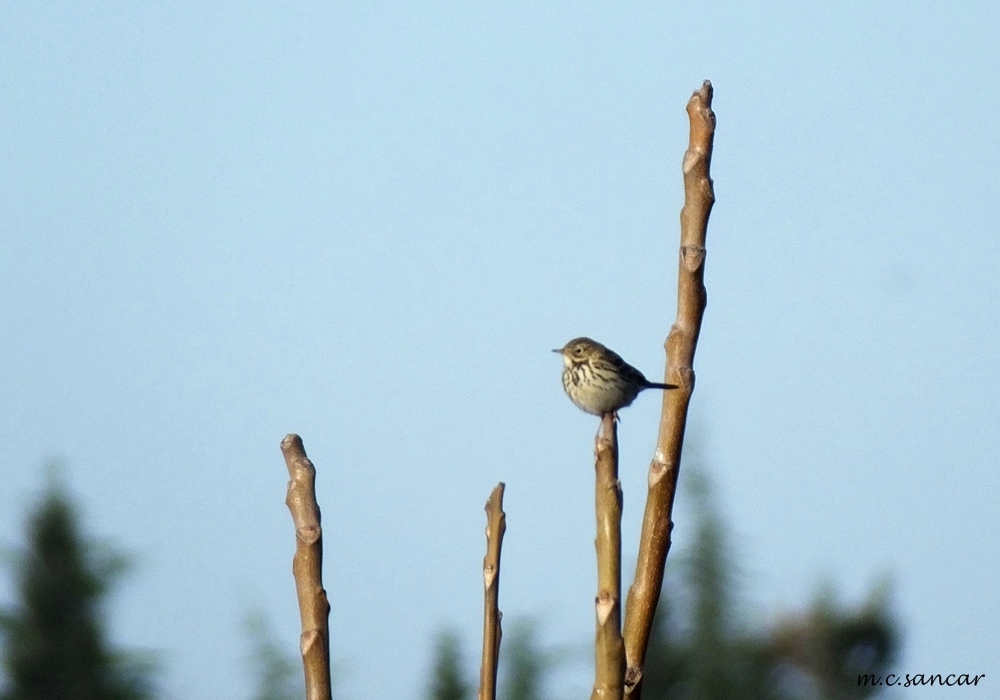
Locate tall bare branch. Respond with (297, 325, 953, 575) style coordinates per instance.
(622, 81, 716, 699)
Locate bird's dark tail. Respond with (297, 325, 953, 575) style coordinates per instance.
(646, 381, 678, 390)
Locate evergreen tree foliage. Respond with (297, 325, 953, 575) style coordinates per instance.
(766, 585, 898, 700)
(0, 478, 157, 700)
(644, 470, 899, 700)
(244, 609, 302, 700)
(427, 628, 468, 700)
(500, 620, 544, 700)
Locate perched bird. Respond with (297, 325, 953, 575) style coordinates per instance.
(554, 337, 677, 416)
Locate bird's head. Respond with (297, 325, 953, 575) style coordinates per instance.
(552, 337, 604, 367)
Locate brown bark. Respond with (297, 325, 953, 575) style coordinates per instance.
(479, 483, 507, 700)
(592, 412, 625, 700)
(281, 434, 332, 700)
(622, 81, 716, 699)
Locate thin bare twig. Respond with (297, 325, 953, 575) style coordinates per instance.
(479, 483, 506, 700)
(592, 412, 625, 700)
(622, 81, 716, 699)
(281, 434, 332, 700)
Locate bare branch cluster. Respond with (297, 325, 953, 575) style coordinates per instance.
(280, 81, 715, 700)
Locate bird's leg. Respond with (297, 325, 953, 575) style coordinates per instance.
(595, 411, 620, 447)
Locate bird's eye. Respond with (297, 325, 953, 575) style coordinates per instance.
(574, 347, 584, 355)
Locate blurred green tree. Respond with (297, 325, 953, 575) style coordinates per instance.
(426, 628, 469, 700)
(643, 470, 899, 700)
(0, 475, 158, 700)
(244, 609, 303, 700)
(500, 620, 545, 700)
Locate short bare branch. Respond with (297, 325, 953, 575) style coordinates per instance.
(479, 483, 507, 700)
(281, 434, 332, 700)
(592, 412, 625, 700)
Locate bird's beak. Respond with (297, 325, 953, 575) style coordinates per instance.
(552, 348, 563, 354)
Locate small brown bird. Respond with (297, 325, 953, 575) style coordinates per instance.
(554, 337, 677, 416)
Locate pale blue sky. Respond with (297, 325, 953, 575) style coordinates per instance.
(1, 3, 998, 699)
